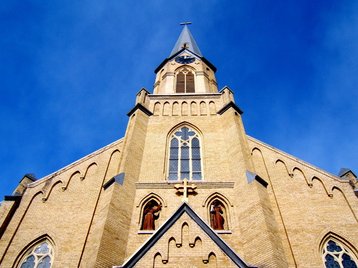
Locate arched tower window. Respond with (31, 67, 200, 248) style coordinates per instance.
(168, 126, 202, 181)
(18, 239, 54, 268)
(322, 238, 358, 268)
(175, 68, 195, 93)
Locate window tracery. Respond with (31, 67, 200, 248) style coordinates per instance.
(168, 126, 202, 181)
(18, 240, 54, 268)
(176, 68, 195, 93)
(322, 238, 358, 268)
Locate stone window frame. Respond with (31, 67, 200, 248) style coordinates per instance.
(203, 193, 233, 232)
(15, 236, 55, 268)
(174, 66, 196, 94)
(321, 235, 358, 268)
(166, 124, 204, 182)
(137, 193, 166, 233)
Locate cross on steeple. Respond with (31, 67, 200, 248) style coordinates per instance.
(174, 178, 197, 203)
(180, 22, 192, 26)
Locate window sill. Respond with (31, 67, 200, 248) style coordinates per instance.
(138, 230, 155, 234)
(215, 230, 232, 234)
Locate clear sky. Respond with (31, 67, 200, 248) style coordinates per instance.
(1, 1, 357, 198)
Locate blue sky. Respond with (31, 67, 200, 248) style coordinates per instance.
(1, 0, 357, 198)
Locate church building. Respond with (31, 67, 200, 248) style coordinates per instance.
(1, 25, 358, 268)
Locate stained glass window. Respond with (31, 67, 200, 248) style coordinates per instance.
(168, 126, 202, 181)
(322, 239, 358, 268)
(19, 240, 54, 268)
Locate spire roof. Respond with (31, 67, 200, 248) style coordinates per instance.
(170, 24, 202, 57)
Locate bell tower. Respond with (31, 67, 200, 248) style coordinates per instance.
(154, 23, 218, 94)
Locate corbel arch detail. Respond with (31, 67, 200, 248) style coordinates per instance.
(331, 186, 358, 223)
(62, 171, 82, 191)
(61, 162, 98, 191)
(275, 159, 293, 177)
(292, 167, 313, 187)
(42, 180, 63, 202)
(81, 162, 98, 181)
(203, 251, 217, 265)
(153, 252, 164, 266)
(311, 176, 333, 197)
(251, 147, 262, 155)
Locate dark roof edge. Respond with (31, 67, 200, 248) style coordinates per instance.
(201, 56, 217, 73)
(127, 103, 153, 117)
(217, 101, 244, 115)
(118, 203, 255, 268)
(4, 195, 22, 202)
(338, 168, 357, 178)
(155, 48, 217, 74)
(20, 174, 37, 183)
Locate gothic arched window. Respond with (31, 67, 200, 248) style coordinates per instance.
(168, 126, 202, 181)
(141, 200, 162, 231)
(209, 199, 228, 230)
(176, 68, 195, 93)
(18, 240, 54, 268)
(322, 238, 358, 268)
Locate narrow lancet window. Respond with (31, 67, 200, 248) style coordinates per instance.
(169, 138, 179, 180)
(191, 138, 201, 180)
(176, 72, 185, 93)
(186, 72, 195, 93)
(168, 126, 202, 181)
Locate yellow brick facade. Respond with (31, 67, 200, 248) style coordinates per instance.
(1, 26, 357, 268)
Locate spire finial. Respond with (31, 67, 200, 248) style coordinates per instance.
(180, 22, 192, 26)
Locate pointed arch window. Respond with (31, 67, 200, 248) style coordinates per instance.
(168, 126, 202, 181)
(18, 240, 54, 268)
(209, 200, 227, 230)
(141, 199, 162, 231)
(322, 238, 358, 268)
(176, 68, 195, 93)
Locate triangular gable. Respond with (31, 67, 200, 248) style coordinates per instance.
(154, 48, 217, 74)
(116, 203, 255, 268)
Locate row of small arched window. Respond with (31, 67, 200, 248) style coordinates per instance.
(153, 101, 217, 116)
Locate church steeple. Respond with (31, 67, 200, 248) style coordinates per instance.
(153, 24, 218, 95)
(169, 23, 202, 57)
